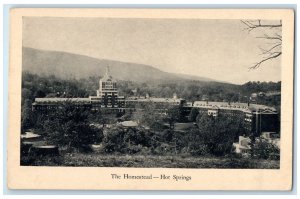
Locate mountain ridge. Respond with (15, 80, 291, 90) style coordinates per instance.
(22, 47, 218, 83)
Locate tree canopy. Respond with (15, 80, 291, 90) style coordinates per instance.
(39, 102, 102, 151)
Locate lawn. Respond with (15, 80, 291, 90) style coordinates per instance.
(26, 153, 280, 169)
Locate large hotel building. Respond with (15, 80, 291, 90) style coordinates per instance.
(32, 67, 279, 136)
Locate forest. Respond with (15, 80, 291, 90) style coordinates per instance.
(22, 72, 281, 106)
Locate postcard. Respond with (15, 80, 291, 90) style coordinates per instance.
(7, 8, 294, 190)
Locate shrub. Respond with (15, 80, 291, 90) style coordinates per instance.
(189, 144, 210, 156)
(195, 114, 243, 156)
(102, 127, 126, 153)
(252, 138, 280, 160)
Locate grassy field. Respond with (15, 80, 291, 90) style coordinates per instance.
(26, 153, 280, 169)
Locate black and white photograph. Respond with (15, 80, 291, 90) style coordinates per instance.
(20, 17, 283, 169)
(7, 8, 294, 190)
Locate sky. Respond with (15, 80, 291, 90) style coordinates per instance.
(23, 17, 281, 84)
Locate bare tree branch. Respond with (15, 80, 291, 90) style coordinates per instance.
(241, 20, 282, 69)
(256, 34, 282, 41)
(249, 52, 282, 69)
(241, 20, 282, 33)
(274, 33, 282, 38)
(259, 43, 282, 55)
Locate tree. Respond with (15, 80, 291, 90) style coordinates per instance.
(102, 127, 126, 153)
(225, 92, 239, 103)
(165, 106, 181, 129)
(188, 108, 199, 122)
(34, 90, 46, 98)
(161, 129, 173, 142)
(241, 20, 282, 69)
(195, 114, 244, 156)
(21, 88, 32, 105)
(21, 99, 33, 132)
(132, 102, 164, 130)
(89, 110, 114, 128)
(41, 102, 101, 151)
(252, 138, 280, 160)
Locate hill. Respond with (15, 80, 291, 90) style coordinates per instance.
(22, 47, 215, 83)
